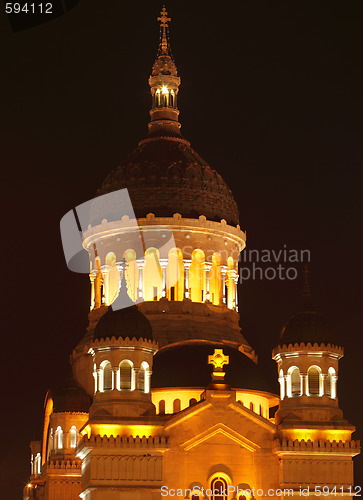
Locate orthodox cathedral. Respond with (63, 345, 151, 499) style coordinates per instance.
(24, 8, 360, 500)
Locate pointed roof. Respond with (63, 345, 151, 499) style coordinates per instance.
(151, 6, 178, 77)
(279, 265, 338, 346)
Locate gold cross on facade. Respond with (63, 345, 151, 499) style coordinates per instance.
(157, 6, 171, 28)
(208, 349, 229, 382)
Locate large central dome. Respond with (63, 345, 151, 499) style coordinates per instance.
(97, 8, 239, 226)
(97, 139, 239, 225)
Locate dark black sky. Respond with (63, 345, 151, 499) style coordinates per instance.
(1, 1, 362, 498)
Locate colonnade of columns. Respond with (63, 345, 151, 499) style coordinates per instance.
(90, 253, 239, 311)
(279, 369, 337, 399)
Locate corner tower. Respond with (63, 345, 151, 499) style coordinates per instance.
(272, 267, 359, 490)
(72, 7, 253, 397)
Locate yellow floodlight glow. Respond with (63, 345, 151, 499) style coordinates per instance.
(161, 86, 169, 94)
(84, 424, 161, 438)
(284, 429, 352, 442)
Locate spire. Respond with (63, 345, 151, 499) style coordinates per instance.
(141, 6, 185, 143)
(157, 6, 171, 56)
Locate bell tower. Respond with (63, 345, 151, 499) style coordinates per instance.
(272, 267, 359, 490)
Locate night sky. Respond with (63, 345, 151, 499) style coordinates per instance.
(1, 1, 362, 498)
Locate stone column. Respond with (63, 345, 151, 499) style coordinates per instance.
(301, 373, 308, 395)
(321, 373, 327, 396)
(134, 368, 140, 391)
(93, 369, 98, 394)
(89, 268, 95, 310)
(220, 266, 227, 305)
(204, 262, 212, 302)
(97, 368, 102, 392)
(137, 260, 144, 299)
(159, 258, 168, 298)
(112, 367, 119, 391)
(234, 273, 239, 311)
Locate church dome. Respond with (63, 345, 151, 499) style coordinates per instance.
(151, 343, 272, 392)
(96, 7, 239, 227)
(97, 140, 239, 225)
(52, 384, 91, 413)
(279, 310, 337, 346)
(94, 304, 153, 341)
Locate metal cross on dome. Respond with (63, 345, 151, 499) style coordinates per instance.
(208, 349, 229, 382)
(157, 6, 171, 28)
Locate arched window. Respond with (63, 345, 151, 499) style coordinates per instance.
(259, 404, 263, 416)
(210, 476, 228, 500)
(173, 399, 181, 413)
(69, 426, 77, 448)
(55, 426, 63, 450)
(226, 256, 236, 309)
(326, 367, 336, 398)
(308, 366, 321, 396)
(189, 398, 197, 406)
(209, 253, 222, 305)
(143, 247, 162, 301)
(249, 402, 254, 411)
(166, 248, 184, 301)
(119, 360, 133, 391)
(101, 361, 112, 392)
(105, 252, 119, 305)
(159, 400, 165, 414)
(290, 367, 301, 396)
(35, 453, 41, 475)
(137, 362, 149, 393)
(124, 249, 139, 302)
(189, 249, 205, 302)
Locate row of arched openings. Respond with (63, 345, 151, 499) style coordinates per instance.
(281, 366, 337, 398)
(95, 248, 237, 309)
(51, 426, 78, 451)
(99, 360, 150, 393)
(158, 397, 198, 414)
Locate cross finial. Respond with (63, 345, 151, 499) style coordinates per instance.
(157, 6, 171, 55)
(208, 349, 229, 382)
(157, 6, 171, 28)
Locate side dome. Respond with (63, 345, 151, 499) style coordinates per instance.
(279, 310, 338, 346)
(97, 140, 240, 226)
(151, 343, 272, 392)
(94, 305, 153, 341)
(52, 384, 91, 413)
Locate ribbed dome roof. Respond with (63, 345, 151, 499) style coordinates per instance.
(52, 384, 90, 413)
(94, 304, 153, 341)
(279, 310, 337, 346)
(151, 343, 271, 391)
(97, 139, 239, 226)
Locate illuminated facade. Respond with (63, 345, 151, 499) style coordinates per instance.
(24, 8, 359, 500)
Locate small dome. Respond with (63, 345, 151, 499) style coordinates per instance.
(279, 310, 338, 346)
(52, 385, 90, 413)
(94, 304, 153, 341)
(152, 54, 177, 76)
(97, 139, 239, 226)
(151, 343, 272, 392)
